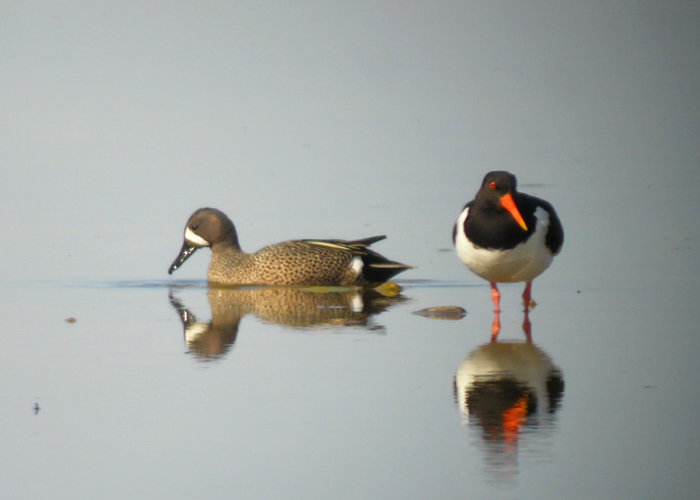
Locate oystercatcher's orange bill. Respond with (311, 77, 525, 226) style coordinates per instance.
(500, 193, 528, 231)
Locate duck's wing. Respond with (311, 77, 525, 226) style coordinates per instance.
(300, 235, 387, 254)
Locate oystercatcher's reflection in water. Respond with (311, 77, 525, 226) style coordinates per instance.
(169, 286, 406, 361)
(454, 312, 564, 483)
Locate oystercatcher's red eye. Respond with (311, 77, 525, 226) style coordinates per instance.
(488, 181, 497, 189)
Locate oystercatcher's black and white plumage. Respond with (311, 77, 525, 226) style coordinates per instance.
(453, 171, 564, 312)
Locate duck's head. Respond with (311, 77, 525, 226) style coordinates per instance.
(168, 208, 237, 275)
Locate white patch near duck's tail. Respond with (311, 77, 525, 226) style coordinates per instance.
(350, 255, 364, 276)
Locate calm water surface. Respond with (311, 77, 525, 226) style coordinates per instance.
(2, 261, 698, 499)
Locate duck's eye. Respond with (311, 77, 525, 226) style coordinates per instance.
(191, 224, 199, 231)
(488, 181, 497, 190)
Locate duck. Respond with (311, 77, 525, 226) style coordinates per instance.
(453, 171, 564, 311)
(168, 208, 412, 286)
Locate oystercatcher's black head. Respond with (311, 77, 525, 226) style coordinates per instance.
(474, 171, 528, 231)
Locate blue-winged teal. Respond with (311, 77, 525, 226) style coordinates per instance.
(169, 208, 413, 285)
(453, 171, 564, 311)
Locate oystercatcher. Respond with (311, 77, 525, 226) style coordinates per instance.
(453, 171, 564, 312)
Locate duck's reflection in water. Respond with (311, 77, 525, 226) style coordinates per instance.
(454, 316, 564, 482)
(169, 286, 406, 361)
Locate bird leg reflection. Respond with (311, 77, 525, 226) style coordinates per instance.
(522, 307, 532, 342)
(490, 304, 532, 342)
(491, 309, 501, 341)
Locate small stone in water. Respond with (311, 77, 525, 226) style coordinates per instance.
(412, 306, 467, 320)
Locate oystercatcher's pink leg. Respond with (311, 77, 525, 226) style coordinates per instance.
(490, 282, 501, 313)
(522, 281, 532, 310)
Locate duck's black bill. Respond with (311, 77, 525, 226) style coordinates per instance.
(168, 243, 198, 275)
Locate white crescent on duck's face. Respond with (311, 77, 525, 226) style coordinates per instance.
(185, 226, 210, 247)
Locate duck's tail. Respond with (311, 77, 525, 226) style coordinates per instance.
(303, 235, 413, 283)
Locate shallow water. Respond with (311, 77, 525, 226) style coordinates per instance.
(2, 2, 700, 499)
(2, 273, 699, 499)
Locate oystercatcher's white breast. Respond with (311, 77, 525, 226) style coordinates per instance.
(455, 206, 554, 283)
